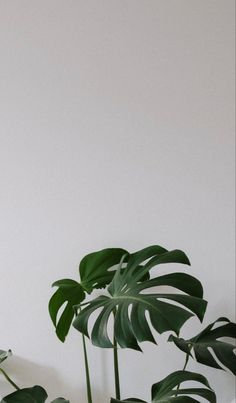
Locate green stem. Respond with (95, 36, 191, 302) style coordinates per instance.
(112, 309, 121, 399)
(82, 334, 93, 403)
(113, 336, 121, 400)
(182, 353, 190, 371)
(176, 353, 190, 394)
(0, 367, 20, 390)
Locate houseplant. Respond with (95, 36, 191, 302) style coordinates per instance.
(1, 245, 235, 402)
(49, 245, 236, 402)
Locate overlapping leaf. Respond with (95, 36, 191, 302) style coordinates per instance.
(169, 317, 236, 374)
(79, 248, 129, 292)
(73, 249, 207, 350)
(110, 371, 216, 402)
(49, 279, 86, 342)
(0, 385, 69, 403)
(49, 248, 129, 342)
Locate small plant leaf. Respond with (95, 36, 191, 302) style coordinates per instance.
(0, 350, 12, 364)
(0, 386, 70, 403)
(49, 279, 86, 342)
(73, 248, 207, 351)
(79, 248, 129, 292)
(0, 385, 48, 403)
(169, 317, 236, 374)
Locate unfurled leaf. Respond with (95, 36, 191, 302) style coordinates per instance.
(169, 317, 236, 374)
(79, 248, 129, 292)
(0, 350, 12, 364)
(49, 279, 86, 342)
(73, 248, 207, 351)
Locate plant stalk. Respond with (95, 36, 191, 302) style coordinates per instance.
(82, 333, 93, 403)
(176, 353, 190, 394)
(0, 367, 20, 390)
(182, 353, 190, 371)
(113, 335, 121, 400)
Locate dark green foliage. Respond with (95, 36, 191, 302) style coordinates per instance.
(79, 248, 129, 292)
(0, 385, 69, 403)
(110, 371, 216, 402)
(0, 386, 47, 403)
(49, 279, 85, 342)
(73, 248, 207, 350)
(46, 244, 235, 403)
(169, 317, 236, 374)
(151, 371, 216, 402)
(49, 248, 129, 342)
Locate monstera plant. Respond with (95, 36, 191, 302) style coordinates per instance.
(48, 245, 236, 403)
(1, 245, 235, 402)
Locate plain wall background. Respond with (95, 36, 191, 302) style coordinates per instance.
(0, 1, 235, 402)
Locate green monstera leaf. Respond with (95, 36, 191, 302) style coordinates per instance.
(49, 279, 86, 342)
(0, 386, 47, 403)
(111, 371, 216, 403)
(169, 317, 236, 374)
(49, 248, 129, 342)
(151, 371, 216, 402)
(0, 385, 69, 403)
(79, 248, 129, 292)
(73, 248, 207, 351)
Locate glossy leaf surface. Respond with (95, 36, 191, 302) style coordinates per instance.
(73, 249, 207, 350)
(169, 317, 236, 374)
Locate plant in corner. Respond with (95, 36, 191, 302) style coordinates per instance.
(48, 245, 236, 402)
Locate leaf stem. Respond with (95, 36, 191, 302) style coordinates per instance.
(176, 353, 190, 394)
(81, 334, 93, 403)
(0, 367, 20, 390)
(182, 353, 190, 371)
(113, 336, 121, 400)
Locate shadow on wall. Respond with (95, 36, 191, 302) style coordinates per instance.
(0, 356, 103, 403)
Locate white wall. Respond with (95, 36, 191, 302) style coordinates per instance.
(0, 1, 235, 402)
